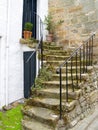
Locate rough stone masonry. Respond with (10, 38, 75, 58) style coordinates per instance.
(49, 0, 98, 45)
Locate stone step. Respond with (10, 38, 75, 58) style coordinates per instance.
(55, 66, 84, 72)
(26, 97, 77, 112)
(52, 73, 81, 81)
(43, 49, 72, 55)
(43, 55, 69, 61)
(43, 45, 63, 50)
(22, 106, 59, 127)
(42, 80, 79, 89)
(44, 54, 80, 61)
(43, 42, 57, 46)
(93, 38, 98, 47)
(48, 66, 84, 73)
(44, 60, 85, 67)
(22, 119, 52, 130)
(35, 88, 82, 100)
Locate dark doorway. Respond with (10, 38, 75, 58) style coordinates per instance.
(22, 0, 37, 38)
(24, 51, 36, 98)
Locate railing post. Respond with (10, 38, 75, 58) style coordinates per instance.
(76, 52, 78, 87)
(91, 35, 94, 65)
(86, 42, 88, 72)
(80, 48, 81, 82)
(41, 36, 43, 68)
(59, 68, 62, 120)
(71, 57, 74, 92)
(83, 44, 85, 73)
(89, 39, 91, 65)
(66, 62, 68, 102)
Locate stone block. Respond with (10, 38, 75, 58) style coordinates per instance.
(89, 90, 98, 103)
(69, 5, 83, 13)
(87, 66, 93, 73)
(49, 0, 98, 43)
(3, 105, 13, 111)
(79, 96, 86, 103)
(80, 101, 88, 108)
(81, 74, 89, 81)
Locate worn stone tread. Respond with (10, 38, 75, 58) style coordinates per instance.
(43, 80, 75, 84)
(33, 97, 64, 106)
(46, 60, 83, 64)
(43, 45, 63, 50)
(23, 106, 59, 126)
(42, 80, 77, 88)
(55, 66, 84, 70)
(52, 73, 80, 78)
(27, 97, 77, 112)
(43, 49, 68, 54)
(36, 88, 82, 99)
(22, 119, 53, 130)
(39, 88, 81, 92)
(45, 55, 69, 59)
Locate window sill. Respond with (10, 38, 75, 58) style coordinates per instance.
(19, 38, 37, 48)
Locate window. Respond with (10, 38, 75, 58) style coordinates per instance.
(22, 0, 37, 38)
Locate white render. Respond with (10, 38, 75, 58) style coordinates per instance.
(37, 0, 48, 40)
(0, 0, 48, 109)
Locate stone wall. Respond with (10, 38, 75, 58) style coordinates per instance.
(49, 0, 98, 45)
(64, 66, 98, 129)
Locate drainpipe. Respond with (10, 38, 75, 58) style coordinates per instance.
(5, 0, 10, 106)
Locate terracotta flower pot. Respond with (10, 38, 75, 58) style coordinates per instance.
(23, 31, 32, 39)
(46, 34, 53, 42)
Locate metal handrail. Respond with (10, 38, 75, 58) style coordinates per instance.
(26, 12, 44, 68)
(57, 33, 95, 71)
(56, 33, 95, 119)
(25, 13, 44, 89)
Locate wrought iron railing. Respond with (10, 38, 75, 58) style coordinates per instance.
(56, 33, 95, 119)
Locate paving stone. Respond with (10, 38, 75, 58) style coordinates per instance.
(22, 119, 52, 130)
(3, 105, 13, 111)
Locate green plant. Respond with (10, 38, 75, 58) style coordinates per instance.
(44, 14, 64, 34)
(57, 20, 64, 25)
(32, 67, 52, 89)
(24, 22, 33, 31)
(44, 14, 54, 33)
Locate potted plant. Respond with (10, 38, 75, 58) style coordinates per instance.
(44, 14, 64, 42)
(23, 22, 33, 39)
(44, 14, 54, 42)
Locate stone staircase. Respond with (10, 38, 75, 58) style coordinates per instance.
(22, 42, 97, 130)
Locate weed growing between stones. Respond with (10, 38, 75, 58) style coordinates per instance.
(32, 67, 52, 89)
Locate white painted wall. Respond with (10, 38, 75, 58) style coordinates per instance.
(0, 0, 24, 108)
(7, 0, 24, 104)
(0, 36, 7, 108)
(37, 0, 48, 21)
(37, 0, 48, 40)
(0, 0, 48, 109)
(0, 0, 8, 108)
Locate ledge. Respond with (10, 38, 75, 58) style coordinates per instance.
(19, 38, 37, 48)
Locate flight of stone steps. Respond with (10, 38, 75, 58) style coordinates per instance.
(22, 42, 87, 130)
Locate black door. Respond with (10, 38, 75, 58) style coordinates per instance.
(24, 51, 36, 98)
(22, 0, 37, 38)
